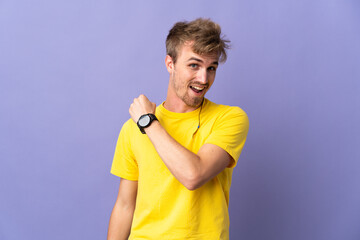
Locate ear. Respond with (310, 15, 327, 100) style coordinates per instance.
(165, 55, 174, 73)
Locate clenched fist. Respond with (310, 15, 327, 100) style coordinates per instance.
(129, 94, 156, 123)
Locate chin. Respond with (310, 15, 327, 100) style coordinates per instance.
(185, 97, 204, 108)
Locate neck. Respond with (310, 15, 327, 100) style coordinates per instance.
(163, 100, 199, 113)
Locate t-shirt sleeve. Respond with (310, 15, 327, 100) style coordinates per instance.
(204, 107, 249, 168)
(110, 120, 139, 180)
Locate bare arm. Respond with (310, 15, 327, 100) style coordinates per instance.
(129, 95, 232, 190)
(146, 121, 231, 190)
(107, 178, 138, 240)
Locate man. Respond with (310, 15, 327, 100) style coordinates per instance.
(108, 18, 249, 240)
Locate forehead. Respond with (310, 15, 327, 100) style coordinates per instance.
(177, 43, 219, 63)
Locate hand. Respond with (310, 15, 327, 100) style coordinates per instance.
(129, 94, 156, 123)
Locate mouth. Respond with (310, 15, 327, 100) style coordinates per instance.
(190, 85, 206, 94)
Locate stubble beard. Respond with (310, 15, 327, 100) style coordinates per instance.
(172, 73, 204, 109)
(181, 91, 203, 108)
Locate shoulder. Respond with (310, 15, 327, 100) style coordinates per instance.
(123, 118, 136, 128)
(119, 118, 138, 137)
(205, 99, 249, 124)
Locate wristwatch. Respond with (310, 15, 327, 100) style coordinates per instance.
(137, 113, 158, 134)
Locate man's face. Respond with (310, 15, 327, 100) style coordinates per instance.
(167, 43, 219, 110)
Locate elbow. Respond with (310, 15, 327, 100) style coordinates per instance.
(183, 182, 200, 191)
(184, 183, 201, 191)
(182, 173, 204, 191)
(178, 156, 205, 191)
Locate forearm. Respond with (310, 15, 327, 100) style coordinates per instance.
(107, 202, 135, 240)
(145, 121, 203, 190)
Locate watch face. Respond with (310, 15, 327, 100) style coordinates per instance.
(138, 115, 151, 127)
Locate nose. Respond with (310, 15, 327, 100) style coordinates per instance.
(196, 69, 208, 84)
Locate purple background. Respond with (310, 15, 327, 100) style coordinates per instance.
(1, 0, 359, 239)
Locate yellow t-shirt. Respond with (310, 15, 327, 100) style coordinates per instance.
(111, 99, 249, 240)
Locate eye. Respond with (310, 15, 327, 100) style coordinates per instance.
(208, 66, 217, 72)
(189, 63, 198, 68)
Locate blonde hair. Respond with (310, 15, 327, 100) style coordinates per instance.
(166, 18, 230, 63)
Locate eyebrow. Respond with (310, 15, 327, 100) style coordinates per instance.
(187, 57, 219, 66)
